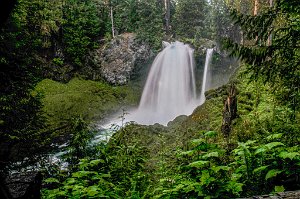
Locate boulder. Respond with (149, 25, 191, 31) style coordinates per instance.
(238, 190, 300, 199)
(94, 33, 153, 85)
(1, 171, 42, 199)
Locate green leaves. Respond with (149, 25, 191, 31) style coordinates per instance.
(279, 151, 300, 160)
(200, 170, 215, 186)
(254, 147, 267, 155)
(204, 131, 218, 138)
(265, 169, 283, 180)
(254, 142, 284, 154)
(211, 166, 231, 173)
(202, 152, 219, 159)
(191, 138, 205, 146)
(72, 171, 97, 178)
(274, 185, 285, 193)
(43, 140, 150, 198)
(44, 178, 60, 184)
(229, 137, 300, 195)
(188, 160, 209, 168)
(85, 186, 98, 196)
(264, 142, 285, 150)
(266, 133, 283, 141)
(180, 150, 195, 156)
(226, 181, 243, 195)
(253, 165, 269, 173)
(90, 159, 105, 166)
(156, 130, 245, 199)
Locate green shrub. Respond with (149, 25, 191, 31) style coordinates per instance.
(153, 131, 300, 198)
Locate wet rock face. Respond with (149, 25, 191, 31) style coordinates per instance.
(238, 190, 300, 199)
(196, 38, 216, 56)
(2, 171, 42, 199)
(95, 33, 153, 85)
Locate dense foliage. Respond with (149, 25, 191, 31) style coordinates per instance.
(1, 0, 299, 198)
(62, 0, 102, 67)
(42, 126, 150, 198)
(0, 0, 46, 170)
(224, 0, 300, 118)
(153, 132, 300, 198)
(173, 0, 208, 39)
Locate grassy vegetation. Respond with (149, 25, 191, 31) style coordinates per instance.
(34, 78, 141, 129)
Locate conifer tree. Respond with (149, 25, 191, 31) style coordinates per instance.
(224, 0, 300, 118)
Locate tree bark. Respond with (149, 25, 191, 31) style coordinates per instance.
(269, 0, 273, 7)
(110, 6, 115, 38)
(253, 0, 259, 44)
(253, 0, 259, 15)
(221, 84, 238, 138)
(267, 0, 274, 46)
(164, 0, 171, 35)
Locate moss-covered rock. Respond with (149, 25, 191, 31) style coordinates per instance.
(35, 78, 140, 129)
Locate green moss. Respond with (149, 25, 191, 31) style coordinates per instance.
(35, 78, 140, 128)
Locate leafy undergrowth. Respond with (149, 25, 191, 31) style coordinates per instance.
(152, 132, 300, 198)
(35, 78, 140, 129)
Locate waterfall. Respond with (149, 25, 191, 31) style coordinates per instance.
(199, 48, 213, 104)
(105, 44, 214, 127)
(128, 41, 198, 125)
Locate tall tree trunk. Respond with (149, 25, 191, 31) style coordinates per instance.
(253, 0, 259, 15)
(267, 0, 274, 46)
(221, 84, 238, 139)
(253, 0, 259, 44)
(164, 0, 170, 35)
(240, 2, 244, 44)
(110, 6, 115, 38)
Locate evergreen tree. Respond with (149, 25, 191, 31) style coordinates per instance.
(0, 0, 45, 170)
(224, 0, 300, 118)
(136, 0, 165, 49)
(173, 0, 208, 39)
(62, 0, 102, 68)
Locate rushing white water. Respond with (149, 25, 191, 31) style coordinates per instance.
(101, 45, 214, 127)
(200, 48, 213, 104)
(126, 41, 198, 125)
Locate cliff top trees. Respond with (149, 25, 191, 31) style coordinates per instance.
(173, 0, 208, 40)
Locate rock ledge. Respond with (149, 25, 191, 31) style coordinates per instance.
(94, 33, 153, 85)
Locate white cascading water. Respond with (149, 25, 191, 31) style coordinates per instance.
(127, 41, 197, 125)
(103, 44, 214, 127)
(199, 48, 213, 104)
(127, 42, 216, 125)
